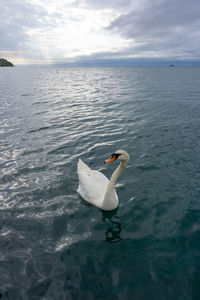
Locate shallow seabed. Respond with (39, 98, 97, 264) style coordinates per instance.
(0, 66, 200, 299)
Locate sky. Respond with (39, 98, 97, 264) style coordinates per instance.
(0, 0, 200, 65)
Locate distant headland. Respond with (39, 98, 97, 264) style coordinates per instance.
(0, 58, 14, 67)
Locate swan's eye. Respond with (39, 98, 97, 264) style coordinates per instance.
(114, 153, 121, 159)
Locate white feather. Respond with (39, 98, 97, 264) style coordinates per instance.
(77, 150, 129, 211)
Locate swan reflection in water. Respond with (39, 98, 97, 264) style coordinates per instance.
(102, 209, 122, 243)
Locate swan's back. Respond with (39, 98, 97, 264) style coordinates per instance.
(77, 159, 109, 208)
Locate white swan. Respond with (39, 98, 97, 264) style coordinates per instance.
(77, 150, 129, 211)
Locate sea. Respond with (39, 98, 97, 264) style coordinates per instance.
(0, 66, 200, 300)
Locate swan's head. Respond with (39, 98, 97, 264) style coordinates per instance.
(104, 150, 129, 166)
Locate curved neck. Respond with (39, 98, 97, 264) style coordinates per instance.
(102, 162, 126, 210)
(107, 162, 125, 192)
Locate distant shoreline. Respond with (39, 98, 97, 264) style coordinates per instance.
(12, 61, 200, 67)
(13, 64, 200, 68)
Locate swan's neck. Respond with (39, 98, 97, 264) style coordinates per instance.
(102, 162, 126, 210)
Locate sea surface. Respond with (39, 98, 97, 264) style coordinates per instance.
(0, 66, 200, 300)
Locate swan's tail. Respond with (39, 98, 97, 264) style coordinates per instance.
(77, 158, 91, 196)
(77, 158, 91, 173)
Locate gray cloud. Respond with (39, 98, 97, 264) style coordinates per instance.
(0, 0, 51, 53)
(83, 0, 132, 10)
(109, 2, 199, 37)
(106, 0, 200, 60)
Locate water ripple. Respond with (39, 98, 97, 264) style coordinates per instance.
(1, 66, 200, 298)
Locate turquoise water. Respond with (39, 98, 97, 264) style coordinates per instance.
(0, 66, 200, 299)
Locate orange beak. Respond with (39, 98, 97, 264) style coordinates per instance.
(104, 154, 117, 164)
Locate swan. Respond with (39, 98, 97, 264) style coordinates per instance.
(77, 150, 129, 211)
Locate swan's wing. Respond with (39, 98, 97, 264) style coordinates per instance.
(77, 159, 109, 207)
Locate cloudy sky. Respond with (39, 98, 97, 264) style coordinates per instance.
(1, 0, 200, 65)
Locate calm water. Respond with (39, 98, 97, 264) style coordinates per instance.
(0, 66, 200, 299)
